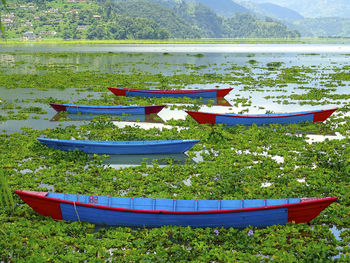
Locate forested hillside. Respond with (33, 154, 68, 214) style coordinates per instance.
(0, 0, 300, 39)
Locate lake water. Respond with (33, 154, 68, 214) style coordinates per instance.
(2, 43, 350, 53)
(1, 43, 349, 133)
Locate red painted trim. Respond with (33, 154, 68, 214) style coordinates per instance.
(107, 87, 126, 96)
(14, 191, 337, 219)
(144, 105, 166, 114)
(288, 197, 337, 223)
(313, 108, 337, 122)
(186, 109, 337, 120)
(216, 88, 233, 97)
(49, 103, 67, 112)
(14, 190, 63, 220)
(186, 111, 216, 124)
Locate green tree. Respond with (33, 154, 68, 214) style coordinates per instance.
(0, 0, 7, 37)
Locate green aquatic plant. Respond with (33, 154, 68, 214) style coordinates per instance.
(0, 170, 13, 209)
(0, 50, 349, 261)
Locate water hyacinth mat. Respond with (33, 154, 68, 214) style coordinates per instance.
(0, 50, 349, 261)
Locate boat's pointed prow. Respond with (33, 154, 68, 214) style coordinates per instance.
(288, 196, 338, 224)
(217, 88, 233, 97)
(185, 111, 215, 124)
(313, 108, 338, 122)
(144, 105, 166, 114)
(14, 190, 63, 221)
(49, 103, 67, 112)
(107, 87, 127, 96)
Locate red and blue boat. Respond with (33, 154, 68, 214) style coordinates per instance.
(186, 108, 337, 126)
(49, 103, 165, 115)
(108, 87, 233, 98)
(37, 138, 200, 154)
(14, 190, 337, 228)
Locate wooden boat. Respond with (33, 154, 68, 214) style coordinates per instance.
(107, 87, 233, 98)
(37, 138, 200, 154)
(186, 108, 337, 126)
(14, 190, 337, 228)
(49, 103, 165, 115)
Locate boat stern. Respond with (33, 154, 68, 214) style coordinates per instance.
(107, 87, 126, 96)
(288, 196, 337, 224)
(216, 88, 233, 98)
(14, 190, 63, 220)
(145, 105, 166, 114)
(49, 103, 67, 112)
(186, 111, 216, 124)
(313, 108, 338, 122)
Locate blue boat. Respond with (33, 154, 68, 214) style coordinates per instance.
(186, 108, 337, 126)
(37, 138, 200, 154)
(49, 103, 165, 115)
(108, 87, 233, 98)
(15, 190, 337, 228)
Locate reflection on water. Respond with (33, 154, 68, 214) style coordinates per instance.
(102, 153, 194, 169)
(50, 112, 163, 123)
(199, 97, 232, 106)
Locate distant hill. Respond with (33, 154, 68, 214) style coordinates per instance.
(192, 0, 249, 17)
(235, 0, 350, 37)
(141, 0, 250, 17)
(242, 0, 350, 19)
(257, 3, 303, 21)
(290, 17, 350, 37)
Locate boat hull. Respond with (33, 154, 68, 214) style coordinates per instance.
(186, 108, 337, 126)
(37, 138, 200, 154)
(15, 190, 337, 228)
(108, 87, 233, 98)
(49, 103, 165, 115)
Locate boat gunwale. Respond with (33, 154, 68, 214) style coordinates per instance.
(50, 103, 166, 110)
(15, 190, 337, 216)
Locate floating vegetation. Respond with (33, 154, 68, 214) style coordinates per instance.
(0, 49, 349, 261)
(266, 61, 284, 70)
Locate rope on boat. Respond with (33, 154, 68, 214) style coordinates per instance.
(73, 201, 81, 222)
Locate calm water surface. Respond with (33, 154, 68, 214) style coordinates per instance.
(2, 43, 350, 53)
(1, 43, 348, 133)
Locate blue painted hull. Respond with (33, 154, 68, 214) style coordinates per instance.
(37, 138, 200, 154)
(66, 105, 145, 114)
(60, 203, 288, 228)
(126, 90, 218, 98)
(51, 113, 154, 122)
(215, 113, 314, 126)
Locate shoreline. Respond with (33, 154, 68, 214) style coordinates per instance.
(1, 37, 350, 45)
